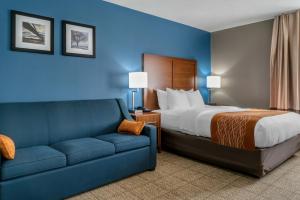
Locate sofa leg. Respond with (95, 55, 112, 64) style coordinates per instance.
(148, 165, 156, 171)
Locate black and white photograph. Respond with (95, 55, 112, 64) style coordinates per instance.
(62, 20, 96, 58)
(71, 30, 88, 50)
(11, 10, 54, 54)
(22, 22, 45, 45)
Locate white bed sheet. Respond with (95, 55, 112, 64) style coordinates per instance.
(155, 106, 300, 148)
(154, 109, 182, 131)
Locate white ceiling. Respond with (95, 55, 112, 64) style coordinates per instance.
(104, 0, 300, 32)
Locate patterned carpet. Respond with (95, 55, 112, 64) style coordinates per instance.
(67, 151, 300, 200)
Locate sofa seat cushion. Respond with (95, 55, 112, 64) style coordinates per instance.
(1, 146, 66, 181)
(96, 133, 150, 153)
(51, 138, 115, 165)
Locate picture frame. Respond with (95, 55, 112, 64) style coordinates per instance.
(11, 10, 54, 54)
(62, 20, 96, 58)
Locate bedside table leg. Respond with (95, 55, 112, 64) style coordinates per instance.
(157, 128, 161, 153)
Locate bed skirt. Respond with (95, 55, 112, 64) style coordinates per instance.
(162, 129, 300, 177)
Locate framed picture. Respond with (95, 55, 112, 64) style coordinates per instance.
(11, 10, 54, 54)
(62, 20, 96, 58)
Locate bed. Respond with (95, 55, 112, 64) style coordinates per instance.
(143, 53, 300, 177)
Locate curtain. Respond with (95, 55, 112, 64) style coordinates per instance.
(270, 10, 300, 111)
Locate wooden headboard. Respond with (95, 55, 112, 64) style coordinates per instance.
(143, 54, 197, 110)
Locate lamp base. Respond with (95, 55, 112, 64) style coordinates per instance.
(129, 107, 152, 113)
(208, 88, 212, 104)
(131, 90, 137, 112)
(128, 109, 135, 113)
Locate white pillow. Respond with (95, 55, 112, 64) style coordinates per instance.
(180, 89, 194, 92)
(186, 90, 205, 108)
(156, 89, 168, 110)
(166, 88, 190, 110)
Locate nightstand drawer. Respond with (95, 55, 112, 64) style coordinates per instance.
(145, 121, 159, 127)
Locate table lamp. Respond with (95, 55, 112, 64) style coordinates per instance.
(129, 72, 148, 111)
(207, 75, 221, 104)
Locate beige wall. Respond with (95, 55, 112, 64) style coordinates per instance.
(212, 19, 273, 108)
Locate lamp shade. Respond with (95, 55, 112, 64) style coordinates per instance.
(207, 76, 221, 89)
(129, 72, 148, 89)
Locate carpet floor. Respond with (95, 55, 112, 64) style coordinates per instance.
(67, 151, 300, 200)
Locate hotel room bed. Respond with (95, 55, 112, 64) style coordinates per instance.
(157, 107, 300, 177)
(142, 53, 300, 177)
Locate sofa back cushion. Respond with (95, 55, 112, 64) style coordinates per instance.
(47, 99, 123, 144)
(0, 99, 125, 148)
(0, 103, 49, 148)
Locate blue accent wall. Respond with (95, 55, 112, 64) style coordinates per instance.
(0, 0, 211, 107)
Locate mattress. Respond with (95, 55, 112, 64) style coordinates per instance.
(155, 106, 300, 148)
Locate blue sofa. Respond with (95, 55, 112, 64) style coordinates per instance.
(0, 99, 157, 200)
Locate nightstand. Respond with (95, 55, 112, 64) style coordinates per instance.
(130, 112, 161, 153)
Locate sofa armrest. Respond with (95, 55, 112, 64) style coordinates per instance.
(117, 98, 156, 169)
(117, 98, 133, 120)
(141, 125, 157, 169)
(142, 125, 157, 143)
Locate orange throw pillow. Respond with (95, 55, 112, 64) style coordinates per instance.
(118, 120, 145, 136)
(0, 134, 15, 160)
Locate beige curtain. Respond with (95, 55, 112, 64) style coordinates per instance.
(270, 10, 300, 111)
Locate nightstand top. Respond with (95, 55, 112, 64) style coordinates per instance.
(130, 111, 160, 117)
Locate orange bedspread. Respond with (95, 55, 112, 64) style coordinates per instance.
(211, 109, 288, 150)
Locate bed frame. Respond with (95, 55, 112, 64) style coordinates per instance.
(143, 53, 300, 177)
(162, 129, 300, 177)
